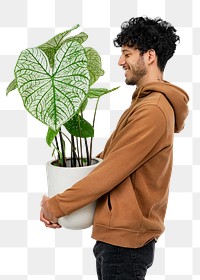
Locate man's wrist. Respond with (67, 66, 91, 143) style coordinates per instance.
(47, 196, 65, 218)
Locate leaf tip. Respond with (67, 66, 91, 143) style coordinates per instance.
(6, 78, 18, 96)
(72, 23, 80, 30)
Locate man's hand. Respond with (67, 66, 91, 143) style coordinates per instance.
(40, 195, 61, 229)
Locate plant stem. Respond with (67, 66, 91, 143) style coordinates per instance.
(61, 131, 71, 144)
(80, 111, 90, 166)
(79, 138, 83, 166)
(71, 135, 77, 167)
(55, 135, 60, 161)
(71, 135, 73, 167)
(84, 138, 90, 166)
(61, 130, 78, 163)
(76, 137, 81, 167)
(59, 129, 66, 167)
(78, 114, 83, 166)
(89, 97, 100, 163)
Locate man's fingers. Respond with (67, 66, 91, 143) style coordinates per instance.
(40, 210, 61, 229)
(40, 210, 50, 225)
(45, 223, 62, 229)
(40, 195, 60, 229)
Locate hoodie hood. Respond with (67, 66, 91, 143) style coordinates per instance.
(132, 81, 189, 133)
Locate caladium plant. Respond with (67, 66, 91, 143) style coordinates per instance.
(6, 24, 119, 167)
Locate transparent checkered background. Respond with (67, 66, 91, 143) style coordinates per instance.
(0, 0, 199, 279)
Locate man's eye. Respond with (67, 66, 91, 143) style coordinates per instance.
(125, 54, 129, 57)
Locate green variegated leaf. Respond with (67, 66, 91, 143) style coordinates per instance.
(38, 24, 79, 51)
(38, 48, 57, 69)
(6, 26, 85, 95)
(14, 41, 90, 131)
(6, 78, 17, 95)
(63, 32, 88, 45)
(88, 86, 120, 98)
(64, 114, 94, 138)
(84, 47, 104, 86)
(39, 32, 89, 68)
(78, 98, 88, 112)
(38, 25, 88, 68)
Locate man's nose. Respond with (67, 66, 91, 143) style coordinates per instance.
(118, 55, 125, 66)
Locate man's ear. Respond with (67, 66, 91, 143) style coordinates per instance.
(147, 49, 156, 65)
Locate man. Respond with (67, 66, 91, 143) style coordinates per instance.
(40, 17, 189, 279)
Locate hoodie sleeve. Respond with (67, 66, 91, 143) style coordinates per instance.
(46, 104, 168, 218)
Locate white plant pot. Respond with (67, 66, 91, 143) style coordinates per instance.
(46, 158, 102, 230)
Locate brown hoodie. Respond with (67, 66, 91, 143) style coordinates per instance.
(47, 81, 189, 248)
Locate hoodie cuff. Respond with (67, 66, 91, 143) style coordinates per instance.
(47, 196, 65, 218)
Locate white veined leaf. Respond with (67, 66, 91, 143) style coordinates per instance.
(87, 87, 120, 98)
(14, 41, 90, 131)
(6, 25, 85, 95)
(84, 47, 104, 86)
(38, 24, 80, 50)
(38, 26, 88, 68)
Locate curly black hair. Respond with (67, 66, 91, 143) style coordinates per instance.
(113, 17, 180, 72)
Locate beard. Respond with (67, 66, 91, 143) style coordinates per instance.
(125, 56, 147, 86)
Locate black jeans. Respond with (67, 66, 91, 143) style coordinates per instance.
(93, 239, 156, 280)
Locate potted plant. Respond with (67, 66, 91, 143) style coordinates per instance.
(6, 24, 119, 229)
